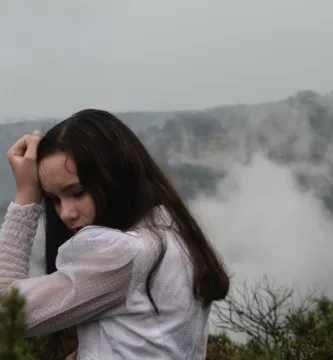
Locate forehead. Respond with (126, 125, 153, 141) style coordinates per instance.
(38, 153, 79, 192)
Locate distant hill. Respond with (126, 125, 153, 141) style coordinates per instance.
(1, 89, 333, 218)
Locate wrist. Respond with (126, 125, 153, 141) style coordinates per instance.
(15, 189, 42, 206)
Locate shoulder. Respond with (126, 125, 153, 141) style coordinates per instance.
(57, 226, 141, 265)
(74, 225, 137, 242)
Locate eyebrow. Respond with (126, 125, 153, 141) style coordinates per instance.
(61, 182, 81, 191)
(43, 182, 81, 196)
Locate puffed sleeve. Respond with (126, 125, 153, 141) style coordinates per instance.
(0, 202, 139, 337)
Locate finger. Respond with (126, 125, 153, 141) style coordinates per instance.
(7, 135, 30, 158)
(24, 130, 41, 160)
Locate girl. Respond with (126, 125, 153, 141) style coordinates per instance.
(0, 109, 229, 359)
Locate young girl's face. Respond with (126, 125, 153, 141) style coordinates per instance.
(38, 152, 96, 234)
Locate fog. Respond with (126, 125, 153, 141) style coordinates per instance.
(1, 0, 333, 117)
(191, 155, 333, 297)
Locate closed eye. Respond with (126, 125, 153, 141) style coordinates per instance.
(42, 189, 86, 202)
(73, 190, 86, 198)
(44, 194, 60, 204)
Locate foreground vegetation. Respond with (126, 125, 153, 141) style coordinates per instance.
(1, 277, 333, 359)
(207, 276, 333, 359)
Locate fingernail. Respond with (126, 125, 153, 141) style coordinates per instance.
(32, 130, 40, 138)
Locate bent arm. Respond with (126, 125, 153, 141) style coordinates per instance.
(0, 203, 138, 337)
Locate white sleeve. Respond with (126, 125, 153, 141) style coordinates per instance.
(0, 202, 139, 337)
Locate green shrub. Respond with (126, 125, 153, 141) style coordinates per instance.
(3, 284, 333, 359)
(207, 295, 333, 359)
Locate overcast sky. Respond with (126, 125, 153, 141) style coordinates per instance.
(1, 0, 333, 119)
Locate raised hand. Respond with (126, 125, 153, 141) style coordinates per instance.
(7, 130, 42, 205)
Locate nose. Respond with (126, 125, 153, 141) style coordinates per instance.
(59, 200, 79, 224)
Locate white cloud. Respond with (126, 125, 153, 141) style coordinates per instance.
(191, 155, 333, 296)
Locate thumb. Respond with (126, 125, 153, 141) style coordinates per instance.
(24, 130, 41, 159)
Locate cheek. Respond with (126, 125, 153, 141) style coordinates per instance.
(83, 196, 96, 220)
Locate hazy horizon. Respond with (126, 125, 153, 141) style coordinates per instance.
(2, 0, 333, 119)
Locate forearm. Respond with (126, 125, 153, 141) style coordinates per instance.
(15, 189, 42, 206)
(0, 202, 42, 292)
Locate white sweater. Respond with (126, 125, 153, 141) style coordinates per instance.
(0, 202, 210, 360)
